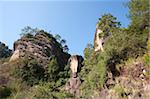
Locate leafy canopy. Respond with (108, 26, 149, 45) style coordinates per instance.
(97, 13, 121, 37)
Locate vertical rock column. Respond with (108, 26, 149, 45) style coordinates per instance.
(94, 23, 105, 52)
(65, 55, 83, 98)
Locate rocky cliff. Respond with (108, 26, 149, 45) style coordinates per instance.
(0, 30, 70, 89)
(65, 55, 84, 98)
(98, 60, 150, 99)
(10, 30, 70, 66)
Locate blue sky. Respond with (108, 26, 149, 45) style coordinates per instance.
(0, 0, 130, 55)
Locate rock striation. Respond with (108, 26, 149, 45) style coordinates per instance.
(9, 30, 70, 66)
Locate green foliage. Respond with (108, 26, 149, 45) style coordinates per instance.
(31, 82, 73, 99)
(98, 32, 104, 38)
(113, 84, 126, 98)
(47, 58, 59, 81)
(104, 27, 148, 75)
(63, 45, 69, 53)
(80, 14, 122, 96)
(54, 34, 69, 52)
(120, 0, 150, 58)
(128, 0, 150, 30)
(144, 53, 150, 68)
(80, 51, 107, 97)
(14, 59, 45, 86)
(20, 26, 39, 37)
(144, 39, 150, 68)
(20, 27, 69, 53)
(97, 13, 121, 37)
(0, 57, 10, 65)
(54, 34, 61, 42)
(0, 86, 12, 98)
(2, 1, 150, 98)
(81, 1, 150, 96)
(46, 57, 70, 82)
(88, 55, 107, 89)
(83, 43, 93, 59)
(0, 42, 12, 58)
(6, 55, 70, 99)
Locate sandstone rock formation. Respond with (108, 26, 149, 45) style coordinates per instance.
(9, 50, 19, 62)
(67, 55, 84, 74)
(9, 30, 70, 66)
(94, 24, 104, 52)
(94, 23, 109, 52)
(65, 55, 83, 98)
(65, 73, 81, 98)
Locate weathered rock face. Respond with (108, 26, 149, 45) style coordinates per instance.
(94, 23, 109, 52)
(94, 28, 104, 52)
(97, 62, 150, 99)
(65, 73, 81, 98)
(9, 30, 70, 66)
(65, 55, 83, 98)
(67, 55, 84, 74)
(9, 50, 19, 62)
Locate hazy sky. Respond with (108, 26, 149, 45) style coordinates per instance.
(0, 0, 130, 55)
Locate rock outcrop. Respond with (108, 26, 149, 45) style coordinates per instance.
(67, 55, 84, 74)
(9, 30, 70, 66)
(94, 23, 109, 52)
(65, 73, 81, 98)
(65, 55, 83, 98)
(98, 61, 150, 99)
(94, 26, 104, 52)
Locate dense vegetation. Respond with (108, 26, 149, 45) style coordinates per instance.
(0, 0, 149, 98)
(0, 28, 72, 98)
(79, 0, 149, 98)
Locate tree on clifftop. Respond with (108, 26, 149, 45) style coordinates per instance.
(97, 13, 121, 37)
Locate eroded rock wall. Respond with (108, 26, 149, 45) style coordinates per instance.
(9, 31, 70, 66)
